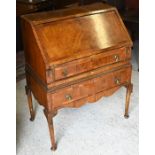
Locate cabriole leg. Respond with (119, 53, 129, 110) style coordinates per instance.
(124, 83, 133, 119)
(44, 109, 57, 151)
(25, 85, 35, 121)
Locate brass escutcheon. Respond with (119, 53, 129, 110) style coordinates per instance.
(65, 94, 72, 101)
(113, 54, 119, 62)
(114, 78, 120, 85)
(62, 68, 68, 77)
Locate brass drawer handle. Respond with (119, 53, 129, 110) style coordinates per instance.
(65, 94, 72, 101)
(62, 68, 68, 77)
(113, 54, 120, 62)
(114, 78, 120, 85)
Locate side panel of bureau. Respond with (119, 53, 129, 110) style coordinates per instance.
(22, 20, 47, 84)
(26, 72, 48, 108)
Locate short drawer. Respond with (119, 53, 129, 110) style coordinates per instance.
(92, 47, 127, 68)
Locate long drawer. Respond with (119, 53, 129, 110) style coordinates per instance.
(53, 47, 131, 81)
(51, 66, 131, 108)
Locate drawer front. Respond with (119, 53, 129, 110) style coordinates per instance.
(110, 67, 131, 87)
(92, 47, 127, 68)
(93, 74, 110, 93)
(54, 57, 92, 80)
(52, 86, 75, 107)
(52, 80, 94, 107)
(74, 80, 94, 98)
(54, 47, 130, 81)
(76, 58, 92, 74)
(52, 66, 131, 108)
(94, 67, 131, 93)
(54, 61, 77, 80)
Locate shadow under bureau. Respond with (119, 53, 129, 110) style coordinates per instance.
(21, 3, 133, 151)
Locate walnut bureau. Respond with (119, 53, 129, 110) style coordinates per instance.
(21, 3, 133, 151)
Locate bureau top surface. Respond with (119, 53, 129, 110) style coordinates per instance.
(22, 3, 132, 65)
(22, 3, 112, 24)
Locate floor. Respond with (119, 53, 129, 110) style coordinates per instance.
(16, 41, 139, 155)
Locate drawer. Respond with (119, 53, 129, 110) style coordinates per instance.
(52, 86, 75, 107)
(54, 57, 92, 80)
(94, 67, 131, 93)
(52, 80, 94, 107)
(110, 67, 131, 87)
(54, 61, 77, 80)
(52, 67, 131, 108)
(94, 74, 110, 93)
(74, 80, 94, 98)
(53, 47, 130, 81)
(54, 48, 131, 80)
(92, 47, 127, 68)
(76, 58, 92, 74)
(52, 66, 131, 108)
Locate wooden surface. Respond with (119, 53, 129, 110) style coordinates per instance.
(22, 2, 133, 151)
